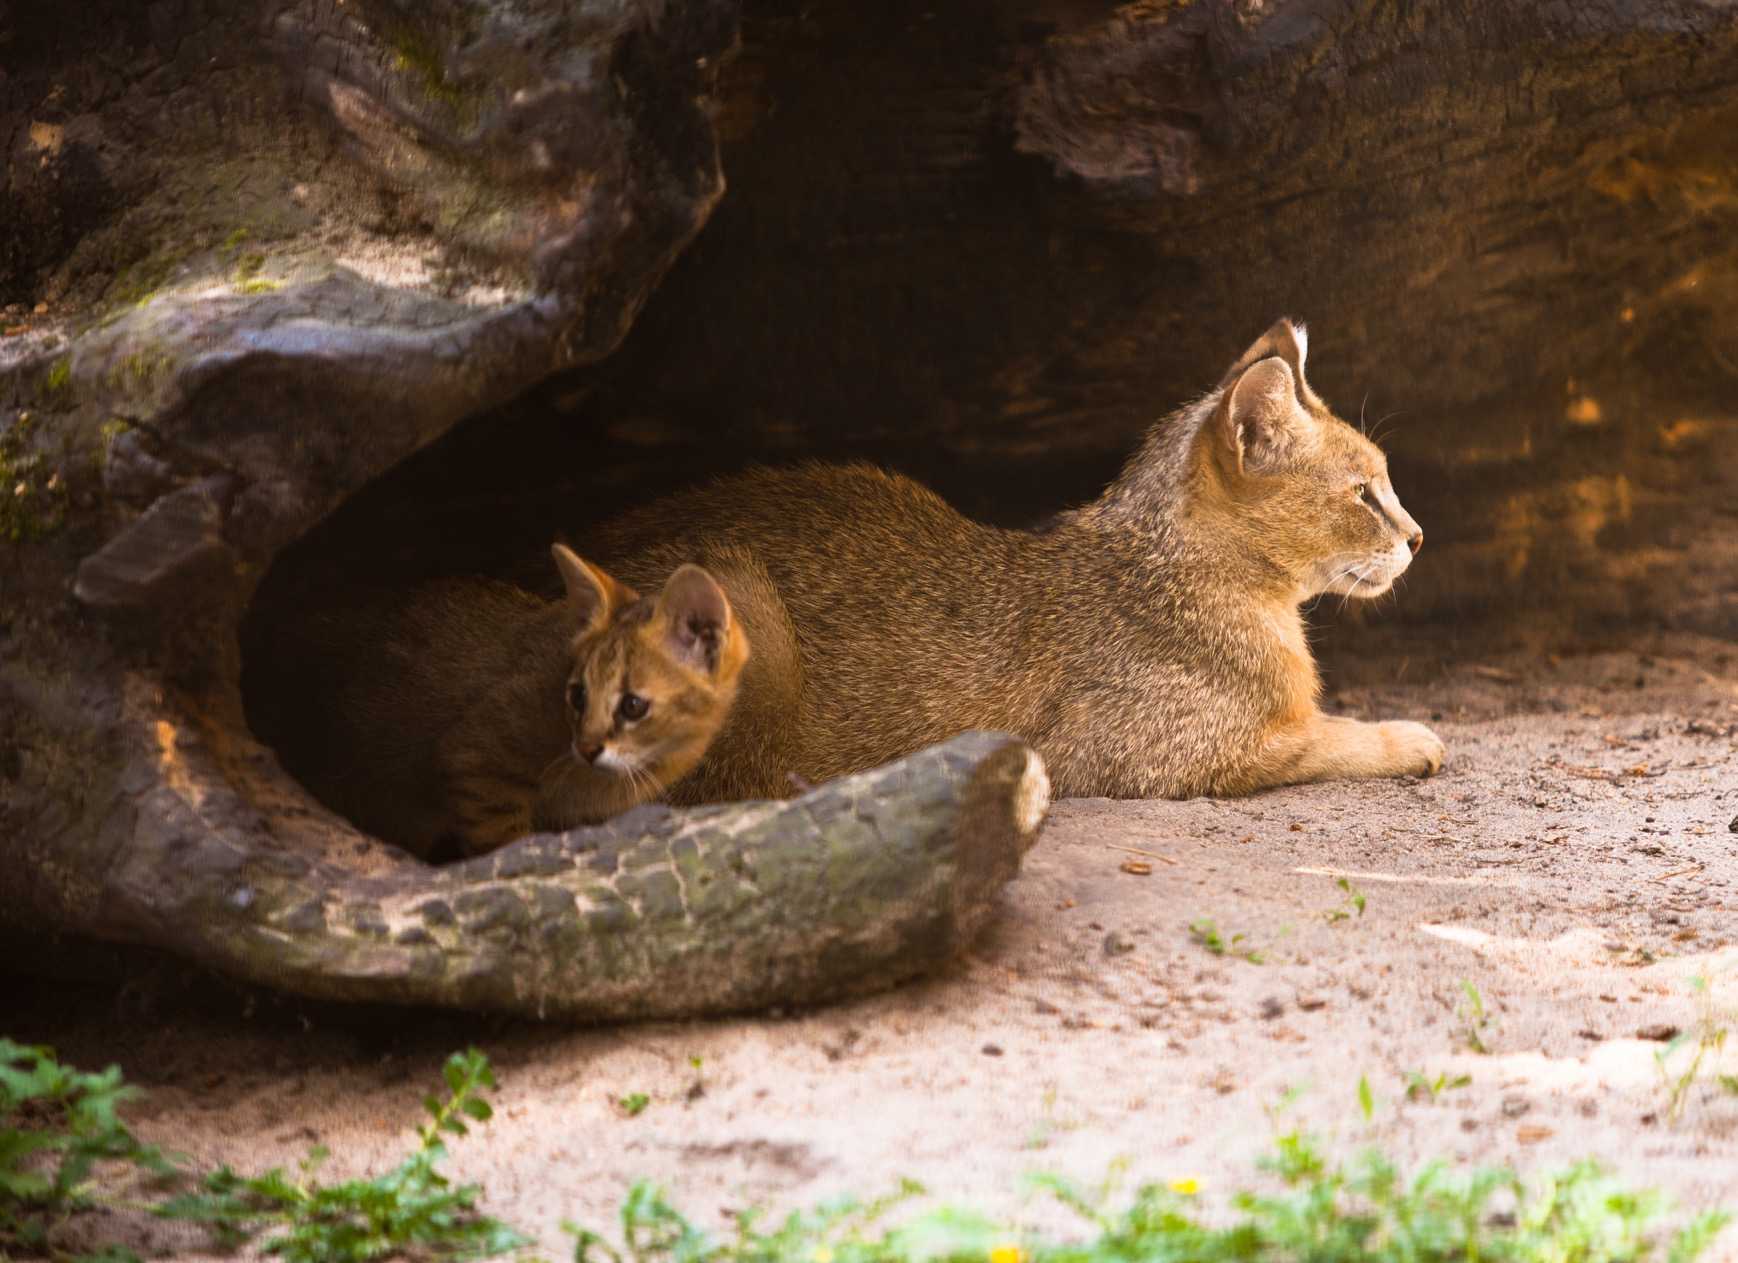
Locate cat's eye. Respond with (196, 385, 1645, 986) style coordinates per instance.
(567, 681, 587, 713)
(617, 692, 650, 722)
(1354, 481, 1372, 502)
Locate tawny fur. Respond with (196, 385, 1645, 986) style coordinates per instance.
(579, 319, 1444, 801)
(262, 552, 748, 859)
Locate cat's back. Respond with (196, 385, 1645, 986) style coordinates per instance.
(592, 462, 975, 562)
(587, 461, 1015, 624)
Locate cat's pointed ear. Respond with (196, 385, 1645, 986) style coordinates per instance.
(1218, 357, 1306, 475)
(1220, 318, 1320, 407)
(657, 564, 732, 673)
(551, 544, 635, 633)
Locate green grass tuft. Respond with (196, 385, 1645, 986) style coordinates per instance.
(5, 1043, 1730, 1263)
(158, 1048, 526, 1262)
(566, 1138, 1732, 1263)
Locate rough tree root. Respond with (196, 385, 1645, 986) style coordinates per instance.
(114, 723, 1050, 1021)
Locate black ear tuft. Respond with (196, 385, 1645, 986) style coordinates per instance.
(1219, 318, 1322, 410)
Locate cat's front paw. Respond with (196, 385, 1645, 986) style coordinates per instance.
(1381, 721, 1445, 777)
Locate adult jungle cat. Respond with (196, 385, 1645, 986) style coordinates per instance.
(580, 319, 1444, 800)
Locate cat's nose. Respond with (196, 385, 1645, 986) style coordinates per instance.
(577, 742, 604, 764)
(1407, 529, 1423, 555)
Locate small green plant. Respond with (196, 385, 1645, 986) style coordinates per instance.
(1456, 980, 1492, 1054)
(1323, 877, 1367, 924)
(1403, 1069, 1473, 1102)
(0, 1039, 176, 1255)
(1188, 918, 1265, 964)
(619, 1093, 651, 1118)
(685, 1056, 706, 1102)
(43, 356, 71, 396)
(1024, 1086, 1082, 1152)
(1656, 974, 1737, 1122)
(159, 1048, 526, 1262)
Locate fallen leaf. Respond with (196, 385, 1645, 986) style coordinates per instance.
(1516, 1124, 1554, 1145)
(1120, 858, 1153, 876)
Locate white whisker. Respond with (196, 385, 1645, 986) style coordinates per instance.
(1368, 409, 1407, 448)
(1335, 573, 1368, 616)
(1309, 563, 1361, 609)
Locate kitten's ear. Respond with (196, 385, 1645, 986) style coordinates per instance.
(551, 544, 635, 633)
(657, 564, 732, 673)
(1218, 357, 1306, 475)
(1220, 318, 1320, 407)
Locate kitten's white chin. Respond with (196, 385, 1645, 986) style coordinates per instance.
(593, 747, 641, 775)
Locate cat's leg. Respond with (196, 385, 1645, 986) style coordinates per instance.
(439, 725, 538, 854)
(1260, 713, 1444, 787)
(450, 779, 535, 854)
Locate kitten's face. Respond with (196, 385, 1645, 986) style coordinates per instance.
(565, 603, 739, 795)
(549, 548, 747, 810)
(1203, 321, 1423, 601)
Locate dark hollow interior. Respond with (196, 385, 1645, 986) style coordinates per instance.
(242, 0, 1738, 779)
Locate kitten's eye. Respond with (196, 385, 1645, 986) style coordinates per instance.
(1354, 481, 1372, 502)
(617, 692, 650, 722)
(567, 681, 587, 713)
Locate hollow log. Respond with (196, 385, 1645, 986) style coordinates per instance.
(0, 0, 1047, 1017)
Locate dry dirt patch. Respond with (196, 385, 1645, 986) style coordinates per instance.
(11, 637, 1738, 1258)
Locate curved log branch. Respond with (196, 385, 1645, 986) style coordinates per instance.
(104, 718, 1047, 1020)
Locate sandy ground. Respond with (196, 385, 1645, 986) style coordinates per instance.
(10, 633, 1738, 1259)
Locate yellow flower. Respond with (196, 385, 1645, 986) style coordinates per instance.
(1168, 1177, 1200, 1196)
(988, 1245, 1025, 1263)
(811, 1248, 834, 1263)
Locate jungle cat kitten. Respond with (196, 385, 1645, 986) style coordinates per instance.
(580, 319, 1443, 800)
(261, 547, 746, 859)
